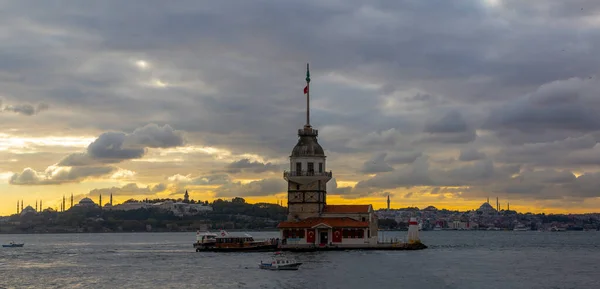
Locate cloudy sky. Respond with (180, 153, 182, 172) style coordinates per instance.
(1, 0, 600, 215)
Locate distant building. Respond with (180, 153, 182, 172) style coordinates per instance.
(74, 197, 99, 208)
(477, 202, 497, 215)
(20, 205, 36, 216)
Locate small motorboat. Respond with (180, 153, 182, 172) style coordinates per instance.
(2, 242, 24, 248)
(259, 252, 302, 270)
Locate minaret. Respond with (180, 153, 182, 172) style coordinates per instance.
(487, 197, 489, 204)
(99, 194, 102, 209)
(387, 194, 390, 210)
(40, 200, 42, 211)
(21, 200, 23, 212)
(17, 201, 19, 214)
(63, 195, 66, 212)
(36, 200, 38, 211)
(284, 64, 332, 221)
(70, 193, 73, 208)
(507, 202, 510, 211)
(110, 193, 113, 206)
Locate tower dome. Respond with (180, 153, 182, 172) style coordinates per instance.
(291, 127, 325, 157)
(284, 64, 332, 221)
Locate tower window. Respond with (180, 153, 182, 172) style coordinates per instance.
(307, 162, 314, 175)
(319, 163, 323, 173)
(296, 162, 302, 173)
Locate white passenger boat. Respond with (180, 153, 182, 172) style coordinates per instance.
(259, 252, 302, 270)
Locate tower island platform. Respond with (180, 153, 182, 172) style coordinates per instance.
(194, 64, 426, 252)
(277, 64, 426, 251)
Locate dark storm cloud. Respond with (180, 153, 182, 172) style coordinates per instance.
(458, 148, 487, 162)
(89, 183, 166, 196)
(359, 152, 394, 174)
(214, 178, 286, 198)
(9, 166, 116, 185)
(2, 0, 600, 201)
(10, 124, 184, 185)
(59, 124, 184, 165)
(226, 159, 281, 174)
(425, 111, 469, 134)
(1, 102, 49, 115)
(484, 78, 600, 133)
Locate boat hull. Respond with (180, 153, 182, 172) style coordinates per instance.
(259, 263, 302, 270)
(2, 244, 24, 248)
(194, 243, 278, 252)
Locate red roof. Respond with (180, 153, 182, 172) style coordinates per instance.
(277, 217, 369, 229)
(322, 205, 371, 214)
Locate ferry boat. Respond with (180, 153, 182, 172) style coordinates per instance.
(2, 242, 24, 248)
(259, 252, 302, 270)
(194, 230, 278, 252)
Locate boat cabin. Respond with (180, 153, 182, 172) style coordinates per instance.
(216, 236, 255, 244)
(195, 231, 217, 244)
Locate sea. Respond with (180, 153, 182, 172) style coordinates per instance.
(1, 230, 599, 289)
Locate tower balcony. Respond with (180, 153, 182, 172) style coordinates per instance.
(298, 128, 318, 136)
(283, 170, 332, 185)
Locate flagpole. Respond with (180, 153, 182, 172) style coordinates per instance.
(306, 63, 310, 127)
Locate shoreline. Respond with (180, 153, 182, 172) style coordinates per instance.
(0, 228, 281, 235)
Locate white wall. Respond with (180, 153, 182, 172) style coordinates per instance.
(289, 156, 327, 172)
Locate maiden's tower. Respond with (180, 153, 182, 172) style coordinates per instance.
(278, 64, 379, 248)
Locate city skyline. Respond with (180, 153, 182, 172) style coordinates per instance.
(2, 1, 600, 215)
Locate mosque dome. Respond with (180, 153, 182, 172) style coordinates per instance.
(291, 127, 325, 157)
(477, 202, 496, 214)
(77, 197, 97, 207)
(20, 205, 36, 216)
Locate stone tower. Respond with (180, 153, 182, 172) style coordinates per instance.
(283, 64, 332, 221)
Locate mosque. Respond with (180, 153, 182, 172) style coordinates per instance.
(277, 65, 380, 248)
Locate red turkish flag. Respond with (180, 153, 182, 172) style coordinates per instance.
(303, 85, 308, 94)
(306, 229, 315, 243)
(332, 229, 342, 243)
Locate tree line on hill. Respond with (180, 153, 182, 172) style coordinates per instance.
(0, 197, 287, 233)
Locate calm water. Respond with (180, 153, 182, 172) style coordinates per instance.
(1, 231, 599, 289)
